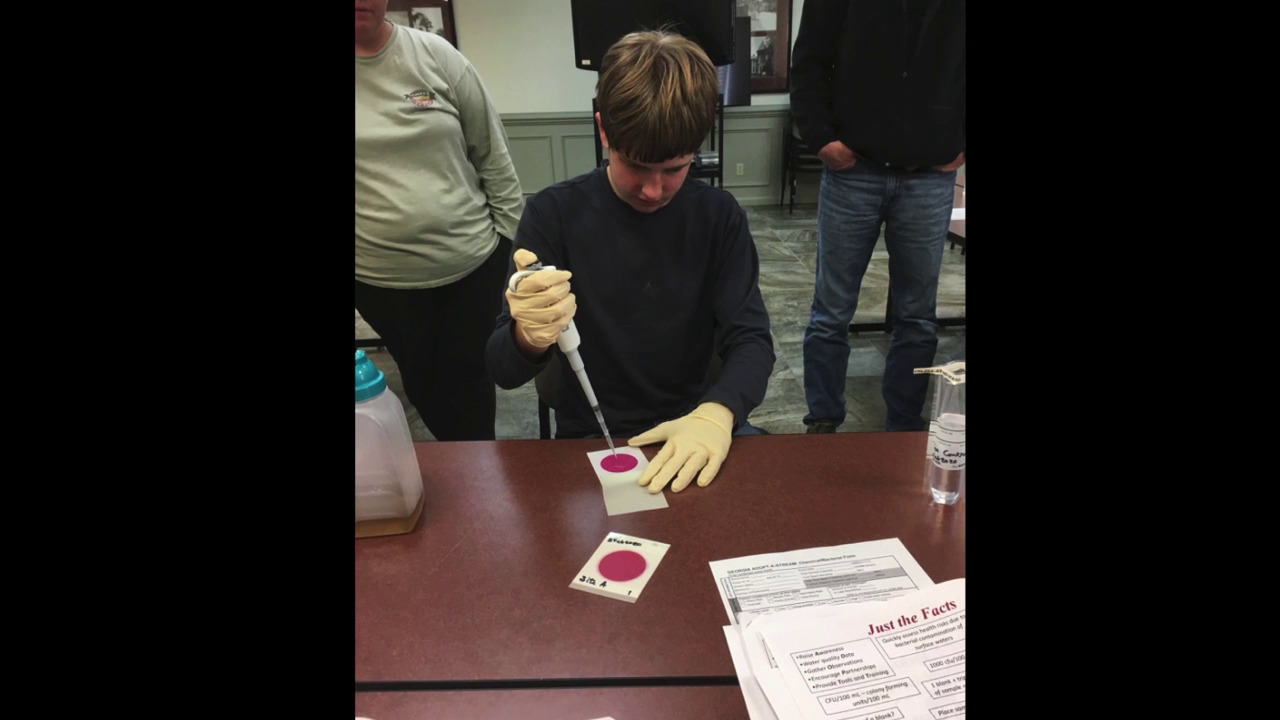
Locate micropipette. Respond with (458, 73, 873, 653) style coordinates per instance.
(508, 262, 616, 454)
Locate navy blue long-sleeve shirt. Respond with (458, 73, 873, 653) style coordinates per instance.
(485, 167, 775, 438)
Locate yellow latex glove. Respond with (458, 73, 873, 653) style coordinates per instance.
(507, 249, 576, 350)
(628, 402, 734, 493)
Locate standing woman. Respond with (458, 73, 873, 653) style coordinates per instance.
(356, 1, 524, 440)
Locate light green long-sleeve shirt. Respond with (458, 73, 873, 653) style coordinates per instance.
(356, 25, 524, 288)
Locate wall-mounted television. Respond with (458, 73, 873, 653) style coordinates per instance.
(569, 0, 737, 70)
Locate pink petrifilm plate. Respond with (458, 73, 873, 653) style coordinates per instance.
(597, 549, 647, 582)
(600, 453, 639, 473)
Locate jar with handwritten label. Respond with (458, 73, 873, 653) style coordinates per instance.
(915, 361, 966, 505)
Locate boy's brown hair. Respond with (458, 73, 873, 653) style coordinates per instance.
(596, 30, 718, 164)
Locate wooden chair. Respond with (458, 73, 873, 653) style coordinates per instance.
(948, 173, 966, 255)
(780, 121, 824, 212)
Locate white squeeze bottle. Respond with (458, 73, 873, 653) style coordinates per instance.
(355, 349, 424, 538)
(915, 361, 966, 505)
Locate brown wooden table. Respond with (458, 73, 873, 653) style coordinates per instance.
(355, 685, 750, 720)
(355, 432, 964, 686)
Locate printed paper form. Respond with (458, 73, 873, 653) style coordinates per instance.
(724, 624, 792, 720)
(728, 601, 931, 720)
(709, 538, 936, 626)
(758, 579, 965, 720)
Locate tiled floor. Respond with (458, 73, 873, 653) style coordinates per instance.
(356, 203, 965, 441)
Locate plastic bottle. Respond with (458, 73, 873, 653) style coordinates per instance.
(355, 350, 424, 537)
(916, 361, 966, 505)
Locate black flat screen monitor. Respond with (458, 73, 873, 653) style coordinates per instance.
(570, 0, 736, 70)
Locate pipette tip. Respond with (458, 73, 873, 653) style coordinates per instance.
(591, 404, 615, 455)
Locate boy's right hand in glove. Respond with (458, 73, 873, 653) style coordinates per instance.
(507, 249, 576, 354)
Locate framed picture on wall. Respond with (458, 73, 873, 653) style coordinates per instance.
(737, 0, 791, 93)
(388, 0, 457, 48)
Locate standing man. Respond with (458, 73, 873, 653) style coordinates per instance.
(791, 0, 965, 433)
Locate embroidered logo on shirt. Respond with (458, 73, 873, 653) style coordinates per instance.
(404, 90, 436, 110)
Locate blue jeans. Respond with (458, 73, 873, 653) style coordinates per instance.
(802, 162, 955, 431)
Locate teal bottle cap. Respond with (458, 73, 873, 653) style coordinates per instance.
(355, 349, 387, 402)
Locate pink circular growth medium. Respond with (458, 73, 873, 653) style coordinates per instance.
(600, 453, 638, 473)
(598, 550, 647, 582)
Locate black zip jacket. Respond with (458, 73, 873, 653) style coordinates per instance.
(790, 0, 965, 168)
